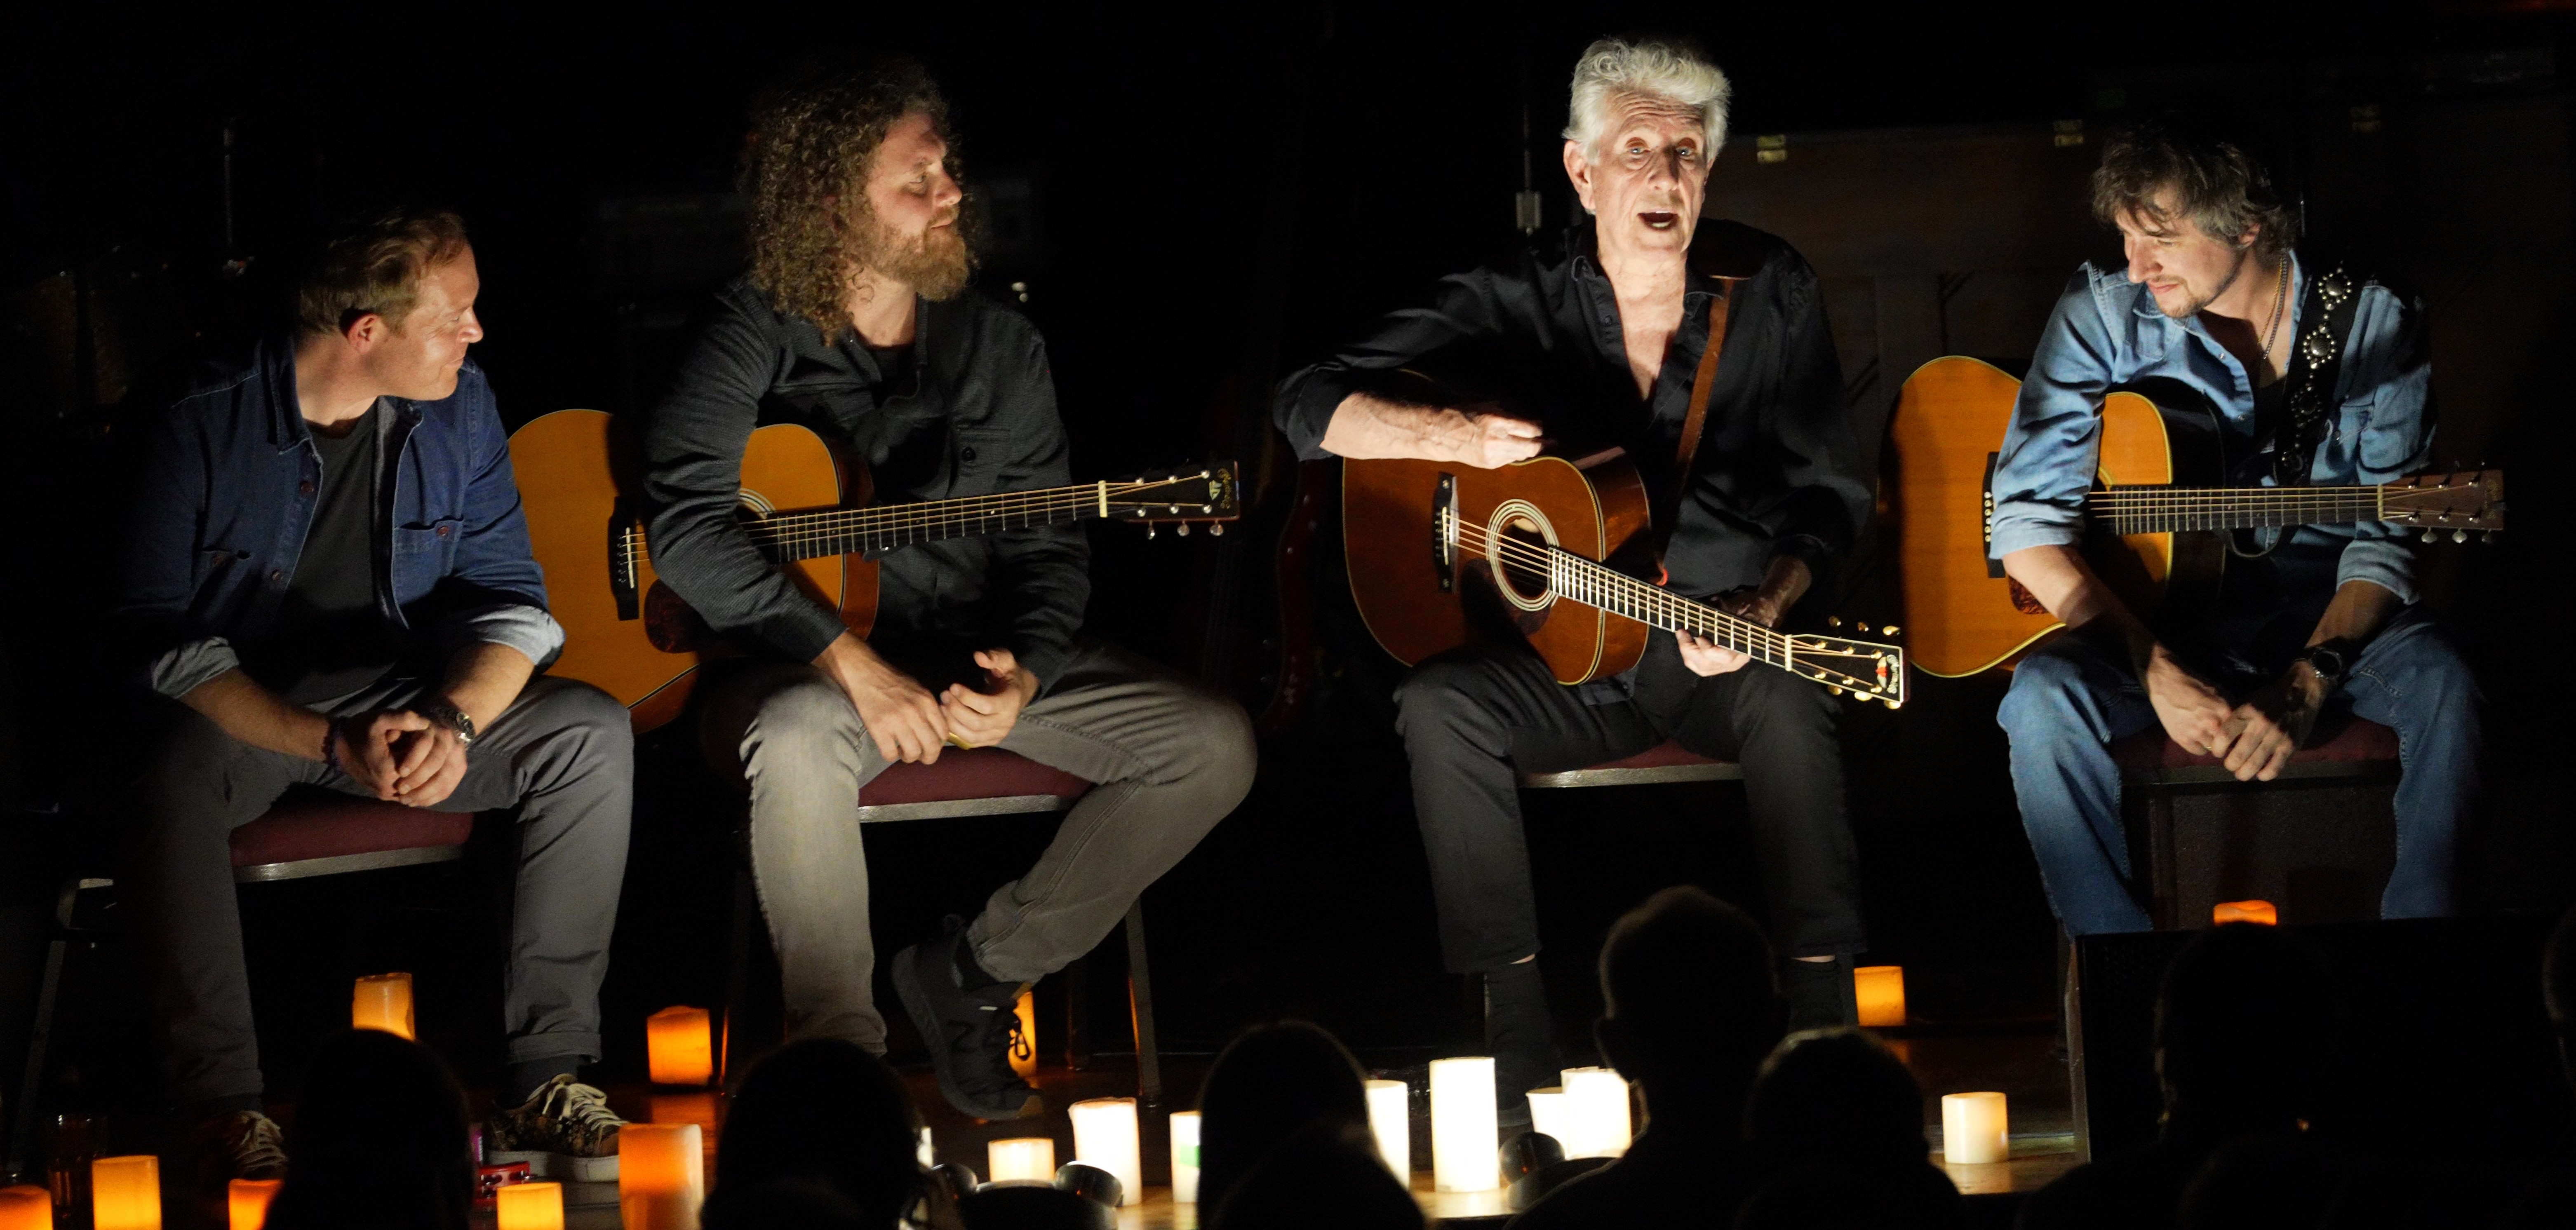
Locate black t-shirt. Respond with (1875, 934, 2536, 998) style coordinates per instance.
(242, 403, 401, 703)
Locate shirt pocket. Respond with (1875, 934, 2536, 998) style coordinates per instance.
(392, 519, 465, 599)
(952, 425, 1028, 488)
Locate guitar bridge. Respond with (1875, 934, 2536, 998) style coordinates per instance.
(608, 499, 641, 621)
(1982, 452, 2006, 579)
(1434, 472, 1458, 593)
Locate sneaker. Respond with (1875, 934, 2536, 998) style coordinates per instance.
(189, 1109, 287, 1189)
(1485, 964, 1561, 1130)
(487, 1075, 625, 1182)
(892, 917, 1042, 1121)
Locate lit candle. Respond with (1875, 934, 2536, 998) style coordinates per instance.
(1854, 965, 1908, 1028)
(1011, 987, 1040, 1079)
(92, 1156, 159, 1230)
(351, 972, 415, 1040)
(496, 1181, 563, 1230)
(228, 1178, 280, 1230)
(646, 1007, 714, 1086)
(0, 1185, 49, 1230)
(1559, 1068, 1632, 1159)
(1941, 1092, 2009, 1165)
(917, 1126, 935, 1169)
(1363, 1079, 1409, 1180)
(1068, 1098, 1141, 1207)
(987, 1138, 1055, 1183)
(618, 1122, 703, 1230)
(1525, 1087, 1571, 1153)
(2213, 900, 2278, 926)
(1429, 1056, 1499, 1193)
(1170, 1110, 1202, 1203)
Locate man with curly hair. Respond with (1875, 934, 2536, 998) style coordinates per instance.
(641, 56, 1254, 1120)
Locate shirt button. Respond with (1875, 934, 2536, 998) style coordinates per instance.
(298, 480, 315, 495)
(961, 447, 979, 462)
(269, 569, 286, 584)
(436, 524, 452, 537)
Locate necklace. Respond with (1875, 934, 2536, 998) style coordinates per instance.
(2258, 258, 2289, 375)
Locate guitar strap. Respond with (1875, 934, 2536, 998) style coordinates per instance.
(2266, 261, 2362, 486)
(1660, 279, 1738, 561)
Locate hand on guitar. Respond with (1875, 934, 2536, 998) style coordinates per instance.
(816, 632, 950, 764)
(2220, 664, 2328, 782)
(941, 648, 1041, 749)
(2144, 645, 2241, 764)
(1678, 559, 1813, 678)
(1320, 392, 1542, 468)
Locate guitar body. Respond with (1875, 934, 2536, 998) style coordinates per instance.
(1343, 453, 1653, 684)
(510, 409, 876, 732)
(1889, 357, 2224, 678)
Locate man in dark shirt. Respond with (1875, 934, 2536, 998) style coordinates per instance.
(642, 59, 1254, 1120)
(1274, 36, 1873, 1117)
(115, 209, 635, 1193)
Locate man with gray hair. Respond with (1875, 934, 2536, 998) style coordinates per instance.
(1274, 36, 1872, 1122)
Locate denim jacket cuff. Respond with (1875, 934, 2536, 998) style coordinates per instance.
(150, 636, 242, 700)
(436, 603, 566, 671)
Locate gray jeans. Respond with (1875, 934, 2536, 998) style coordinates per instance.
(120, 676, 634, 1106)
(698, 639, 1255, 1052)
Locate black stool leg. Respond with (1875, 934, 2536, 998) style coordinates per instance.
(1124, 899, 1161, 1107)
(5, 934, 68, 1183)
(720, 862, 757, 1087)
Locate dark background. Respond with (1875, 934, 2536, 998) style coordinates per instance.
(4, 0, 2571, 1103)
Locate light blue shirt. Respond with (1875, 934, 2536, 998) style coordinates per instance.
(1986, 253, 2433, 603)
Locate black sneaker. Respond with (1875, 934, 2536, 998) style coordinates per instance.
(1486, 963, 1561, 1129)
(892, 917, 1042, 1121)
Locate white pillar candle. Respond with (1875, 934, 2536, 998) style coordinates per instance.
(1067, 1098, 1142, 1207)
(1363, 1079, 1410, 1180)
(917, 1126, 935, 1169)
(1525, 1087, 1571, 1153)
(618, 1122, 704, 1230)
(987, 1137, 1056, 1184)
(1559, 1067, 1633, 1158)
(1169, 1111, 1203, 1203)
(1941, 1092, 2009, 1164)
(1429, 1056, 1500, 1192)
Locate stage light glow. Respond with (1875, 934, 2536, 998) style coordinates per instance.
(1068, 1099, 1142, 1207)
(987, 1138, 1055, 1183)
(1363, 1079, 1410, 1180)
(0, 1185, 50, 1230)
(91, 1156, 159, 1230)
(496, 1181, 563, 1230)
(351, 972, 415, 1039)
(227, 1179, 280, 1230)
(1559, 1067, 1633, 1158)
(1429, 1056, 1500, 1192)
(1941, 1092, 2009, 1164)
(1170, 1110, 1202, 1203)
(646, 1007, 714, 1085)
(1855, 965, 1908, 1027)
(2213, 900, 2278, 926)
(1011, 987, 1040, 1078)
(618, 1122, 704, 1230)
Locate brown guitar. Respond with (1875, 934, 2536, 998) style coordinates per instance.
(1342, 452, 1905, 705)
(509, 409, 1241, 732)
(1887, 356, 2505, 678)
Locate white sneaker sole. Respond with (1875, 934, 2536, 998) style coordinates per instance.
(487, 1148, 619, 1183)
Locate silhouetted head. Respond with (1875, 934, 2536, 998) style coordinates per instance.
(712, 1039, 925, 1227)
(1211, 1121, 1422, 1230)
(702, 1176, 869, 1230)
(2156, 923, 2325, 1133)
(1746, 1028, 1927, 1169)
(263, 1030, 473, 1230)
(1195, 1022, 1371, 1215)
(2176, 1133, 2337, 1230)
(2545, 904, 2576, 1089)
(1595, 887, 1784, 1115)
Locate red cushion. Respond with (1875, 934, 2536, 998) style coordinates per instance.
(858, 747, 1092, 807)
(2111, 711, 2402, 774)
(228, 796, 474, 868)
(1575, 739, 1735, 774)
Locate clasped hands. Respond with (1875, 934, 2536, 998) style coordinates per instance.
(818, 633, 1038, 765)
(2145, 645, 2327, 782)
(333, 709, 470, 808)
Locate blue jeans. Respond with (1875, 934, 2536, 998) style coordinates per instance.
(1996, 607, 2481, 935)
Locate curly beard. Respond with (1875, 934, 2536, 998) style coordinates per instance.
(849, 204, 973, 303)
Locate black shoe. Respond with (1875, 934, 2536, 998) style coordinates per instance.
(893, 917, 1043, 1122)
(1782, 954, 1858, 1031)
(1486, 962, 1561, 1129)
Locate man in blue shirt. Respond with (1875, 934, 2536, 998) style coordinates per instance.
(1987, 121, 2480, 936)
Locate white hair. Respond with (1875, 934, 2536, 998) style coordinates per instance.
(1563, 37, 1732, 160)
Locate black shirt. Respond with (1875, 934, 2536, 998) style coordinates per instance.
(1274, 218, 1871, 601)
(242, 402, 400, 703)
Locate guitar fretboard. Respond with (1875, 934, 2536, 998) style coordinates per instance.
(1447, 515, 1792, 668)
(2088, 485, 2387, 535)
(624, 478, 1213, 566)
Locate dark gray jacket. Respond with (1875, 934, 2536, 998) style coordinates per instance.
(641, 277, 1087, 689)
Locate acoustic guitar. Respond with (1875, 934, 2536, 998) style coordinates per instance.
(510, 408, 1239, 732)
(1342, 453, 1906, 706)
(1887, 356, 2505, 678)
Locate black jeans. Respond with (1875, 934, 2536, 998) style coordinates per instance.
(1392, 632, 1866, 972)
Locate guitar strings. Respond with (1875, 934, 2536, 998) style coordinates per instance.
(619, 479, 1216, 563)
(2082, 483, 2480, 533)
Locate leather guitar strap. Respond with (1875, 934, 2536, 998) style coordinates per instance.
(1659, 280, 1736, 562)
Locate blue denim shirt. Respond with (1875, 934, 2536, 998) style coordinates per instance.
(115, 340, 562, 699)
(1988, 253, 2433, 603)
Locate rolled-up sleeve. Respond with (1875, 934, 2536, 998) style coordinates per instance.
(2327, 286, 2432, 604)
(1989, 272, 2123, 559)
(148, 637, 241, 700)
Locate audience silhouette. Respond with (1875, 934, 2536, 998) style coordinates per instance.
(703, 1038, 942, 1229)
(1509, 886, 1785, 1229)
(1211, 1120, 1422, 1230)
(1735, 1027, 1964, 1229)
(1194, 1020, 1375, 1214)
(2498, 904, 2576, 1229)
(260, 1029, 474, 1230)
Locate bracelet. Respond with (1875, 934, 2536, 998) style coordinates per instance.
(320, 718, 345, 775)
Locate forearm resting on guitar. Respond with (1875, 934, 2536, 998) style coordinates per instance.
(179, 668, 333, 761)
(2000, 545, 2156, 673)
(1319, 392, 1541, 468)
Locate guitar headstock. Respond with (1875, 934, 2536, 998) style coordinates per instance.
(1794, 618, 1908, 708)
(2384, 469, 2505, 542)
(1104, 462, 1241, 538)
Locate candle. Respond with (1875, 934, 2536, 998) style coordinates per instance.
(1068, 1098, 1141, 1207)
(917, 1126, 935, 1169)
(2213, 900, 2278, 926)
(1170, 1110, 1202, 1203)
(352, 972, 415, 1040)
(987, 1138, 1055, 1183)
(1525, 1087, 1571, 1153)
(1941, 1092, 2009, 1164)
(1011, 987, 1040, 1079)
(1429, 1056, 1499, 1193)
(228, 1178, 280, 1230)
(1363, 1079, 1409, 1180)
(1559, 1068, 1633, 1159)
(0, 1186, 48, 1230)
(496, 1181, 564, 1230)
(646, 1007, 714, 1085)
(92, 1156, 159, 1230)
(1854, 965, 1908, 1028)
(618, 1122, 703, 1230)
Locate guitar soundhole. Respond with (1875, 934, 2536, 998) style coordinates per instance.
(2007, 577, 2047, 615)
(644, 581, 716, 653)
(1491, 517, 1554, 610)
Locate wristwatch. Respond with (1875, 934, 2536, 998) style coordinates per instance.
(418, 698, 479, 749)
(2300, 641, 2356, 689)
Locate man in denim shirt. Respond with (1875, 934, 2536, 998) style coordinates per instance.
(1989, 122, 2480, 936)
(114, 209, 634, 1194)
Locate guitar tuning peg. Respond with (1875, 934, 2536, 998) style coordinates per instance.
(2421, 529, 2437, 543)
(1829, 685, 1844, 696)
(2484, 530, 2500, 542)
(1882, 624, 1899, 636)
(1210, 523, 1224, 536)
(1177, 523, 1190, 536)
(1145, 525, 1158, 540)
(2451, 528, 2466, 544)
(1828, 616, 1842, 628)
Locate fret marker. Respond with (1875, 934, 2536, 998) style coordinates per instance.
(1098, 481, 1109, 519)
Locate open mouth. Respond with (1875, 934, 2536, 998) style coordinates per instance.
(1640, 211, 1681, 231)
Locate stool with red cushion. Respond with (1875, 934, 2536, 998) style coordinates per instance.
(1516, 738, 1743, 789)
(2113, 711, 2404, 929)
(229, 793, 475, 883)
(717, 747, 1167, 1103)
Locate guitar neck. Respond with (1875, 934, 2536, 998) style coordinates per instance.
(2086, 485, 2390, 534)
(750, 482, 1115, 563)
(1541, 547, 1796, 669)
